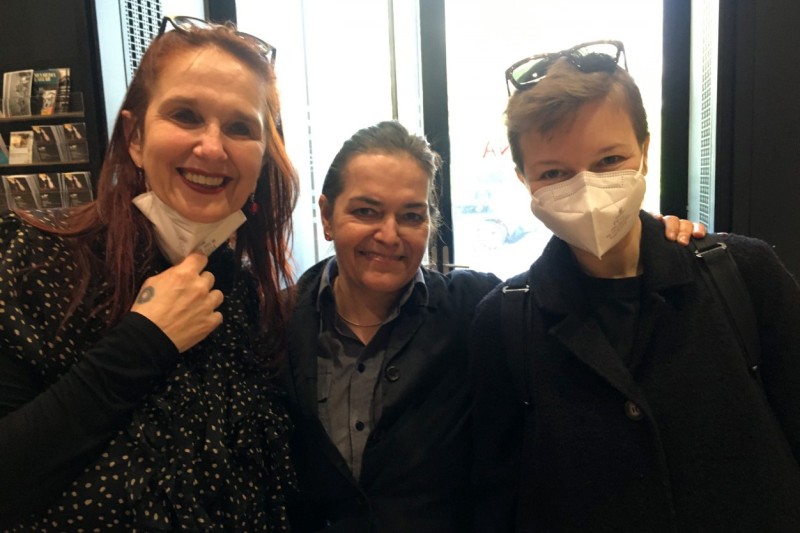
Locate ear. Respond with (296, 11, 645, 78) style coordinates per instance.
(122, 110, 143, 168)
(641, 135, 651, 176)
(319, 194, 333, 236)
(515, 167, 530, 190)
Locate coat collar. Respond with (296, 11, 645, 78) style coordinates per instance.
(529, 211, 695, 316)
(527, 212, 697, 405)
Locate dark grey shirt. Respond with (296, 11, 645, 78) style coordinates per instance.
(315, 258, 424, 479)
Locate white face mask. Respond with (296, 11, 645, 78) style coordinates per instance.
(132, 191, 247, 265)
(529, 157, 646, 259)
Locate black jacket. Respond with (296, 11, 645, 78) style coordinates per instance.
(285, 259, 499, 532)
(470, 212, 800, 532)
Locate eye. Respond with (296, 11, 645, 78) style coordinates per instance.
(400, 211, 427, 225)
(598, 155, 624, 168)
(170, 108, 201, 125)
(538, 169, 568, 181)
(352, 207, 379, 218)
(227, 121, 258, 139)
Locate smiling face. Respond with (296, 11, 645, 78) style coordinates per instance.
(126, 45, 268, 224)
(516, 96, 649, 194)
(320, 152, 431, 302)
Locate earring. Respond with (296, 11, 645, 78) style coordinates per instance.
(136, 167, 151, 191)
(249, 192, 259, 215)
(324, 231, 332, 241)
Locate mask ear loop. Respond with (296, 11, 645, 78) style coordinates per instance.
(636, 145, 647, 175)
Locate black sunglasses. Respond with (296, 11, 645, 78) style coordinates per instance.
(158, 15, 277, 65)
(505, 40, 627, 95)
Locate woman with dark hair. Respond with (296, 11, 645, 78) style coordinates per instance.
(0, 16, 298, 530)
(283, 120, 703, 532)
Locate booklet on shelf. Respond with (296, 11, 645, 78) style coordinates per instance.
(32, 68, 61, 115)
(0, 134, 8, 165)
(62, 122, 88, 161)
(62, 171, 93, 206)
(8, 131, 34, 164)
(56, 68, 71, 114)
(3, 174, 39, 210)
(32, 124, 67, 163)
(35, 172, 64, 208)
(3, 69, 34, 117)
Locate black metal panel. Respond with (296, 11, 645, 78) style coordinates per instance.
(660, 0, 691, 218)
(418, 0, 451, 272)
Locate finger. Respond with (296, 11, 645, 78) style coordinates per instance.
(209, 289, 224, 309)
(200, 270, 216, 289)
(661, 214, 679, 240)
(692, 222, 707, 238)
(676, 219, 695, 245)
(178, 251, 209, 273)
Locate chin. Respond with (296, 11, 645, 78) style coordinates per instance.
(362, 276, 412, 295)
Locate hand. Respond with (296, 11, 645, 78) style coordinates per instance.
(654, 213, 707, 246)
(130, 252, 224, 353)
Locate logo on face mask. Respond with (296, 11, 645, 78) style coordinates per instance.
(133, 191, 246, 264)
(529, 159, 646, 259)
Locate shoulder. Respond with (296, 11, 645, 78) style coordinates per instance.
(0, 211, 66, 264)
(292, 257, 332, 311)
(423, 267, 502, 303)
(704, 232, 783, 272)
(474, 270, 529, 322)
(712, 232, 795, 285)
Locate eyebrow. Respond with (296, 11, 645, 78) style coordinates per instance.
(532, 143, 633, 167)
(159, 96, 263, 123)
(349, 195, 429, 209)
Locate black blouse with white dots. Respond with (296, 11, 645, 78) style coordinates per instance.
(0, 212, 295, 531)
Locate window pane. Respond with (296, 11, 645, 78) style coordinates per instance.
(445, 1, 663, 280)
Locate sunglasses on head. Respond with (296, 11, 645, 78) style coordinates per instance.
(158, 15, 277, 65)
(505, 40, 627, 95)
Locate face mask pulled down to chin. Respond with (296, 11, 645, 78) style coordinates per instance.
(530, 161, 646, 260)
(133, 191, 247, 265)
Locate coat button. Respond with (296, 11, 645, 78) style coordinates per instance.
(385, 365, 400, 382)
(624, 400, 644, 421)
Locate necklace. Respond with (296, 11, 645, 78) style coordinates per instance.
(336, 311, 384, 328)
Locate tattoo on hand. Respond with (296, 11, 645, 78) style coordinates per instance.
(137, 286, 155, 304)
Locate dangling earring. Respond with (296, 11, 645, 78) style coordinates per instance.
(136, 167, 150, 191)
(249, 192, 259, 215)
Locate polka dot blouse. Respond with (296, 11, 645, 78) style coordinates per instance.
(0, 212, 296, 531)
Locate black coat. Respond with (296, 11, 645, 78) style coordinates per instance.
(470, 212, 800, 532)
(284, 259, 499, 532)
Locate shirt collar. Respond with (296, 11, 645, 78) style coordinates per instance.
(316, 257, 427, 321)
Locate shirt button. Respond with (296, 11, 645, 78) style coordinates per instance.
(385, 365, 400, 382)
(357, 363, 365, 373)
(624, 400, 644, 421)
(355, 421, 365, 431)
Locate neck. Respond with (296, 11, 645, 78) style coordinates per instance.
(571, 219, 643, 278)
(332, 277, 397, 328)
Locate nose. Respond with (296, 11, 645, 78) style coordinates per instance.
(193, 124, 228, 161)
(374, 216, 400, 244)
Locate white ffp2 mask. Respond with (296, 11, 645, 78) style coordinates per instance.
(132, 191, 246, 265)
(529, 160, 646, 259)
